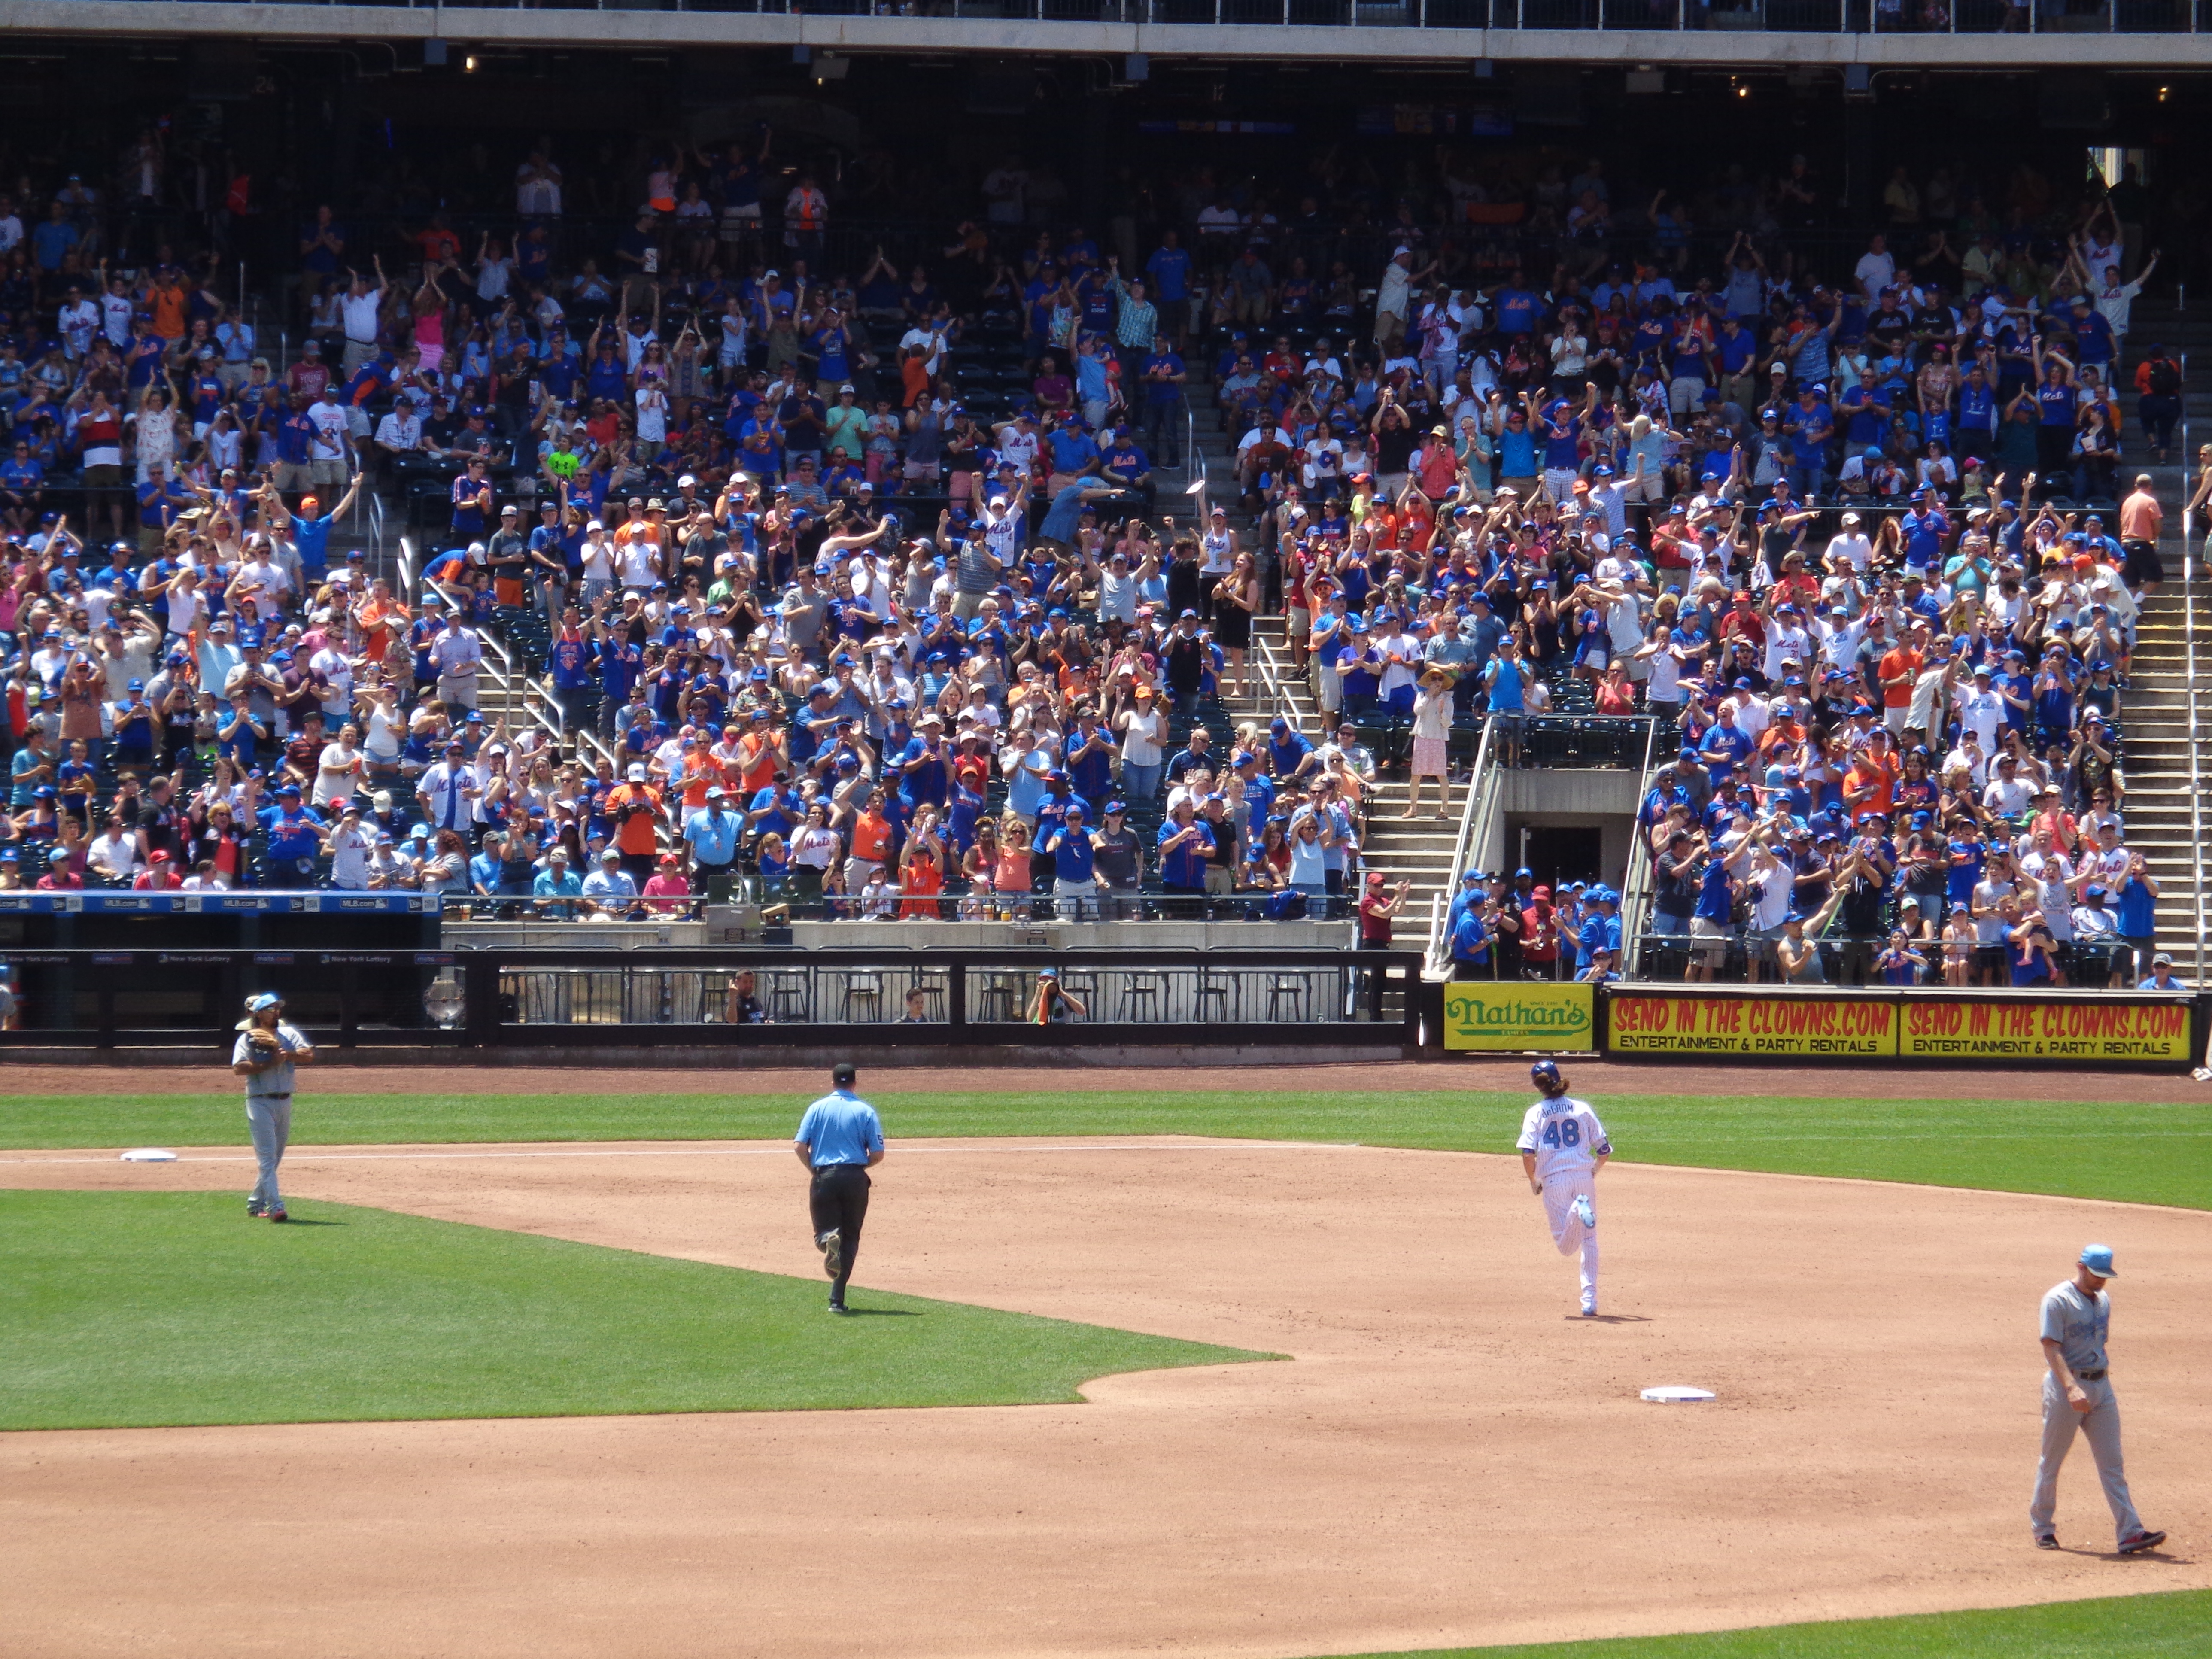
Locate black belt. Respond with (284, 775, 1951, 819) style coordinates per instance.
(2076, 1368, 2106, 1381)
(253, 1093, 291, 1101)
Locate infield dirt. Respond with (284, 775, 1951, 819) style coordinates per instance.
(3, 1135, 2207, 1659)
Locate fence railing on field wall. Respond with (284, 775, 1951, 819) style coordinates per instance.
(0, 945, 1424, 1051)
(67, 0, 2212, 33)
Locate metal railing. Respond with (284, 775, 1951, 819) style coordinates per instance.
(364, 488, 388, 586)
(0, 944, 1423, 1049)
(64, 0, 2212, 29)
(1182, 394, 1209, 501)
(1616, 715, 1666, 979)
(2182, 360, 2206, 988)
(1425, 713, 1495, 976)
(1624, 928, 2151, 989)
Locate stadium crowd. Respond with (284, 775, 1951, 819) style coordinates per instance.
(0, 134, 2186, 972)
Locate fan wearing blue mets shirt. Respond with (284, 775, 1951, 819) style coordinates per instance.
(794, 1061, 886, 1315)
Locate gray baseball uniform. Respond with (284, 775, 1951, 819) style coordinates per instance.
(2030, 1279, 2145, 1546)
(233, 1021, 309, 1215)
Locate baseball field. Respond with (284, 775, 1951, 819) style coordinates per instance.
(3, 1057, 2206, 1658)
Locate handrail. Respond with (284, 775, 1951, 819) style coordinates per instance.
(364, 487, 387, 582)
(1425, 713, 1495, 976)
(2181, 351, 2204, 989)
(1181, 391, 1209, 498)
(1616, 714, 1666, 978)
(1252, 614, 1293, 725)
(397, 534, 417, 604)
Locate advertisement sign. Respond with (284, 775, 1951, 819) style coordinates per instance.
(1443, 982, 1595, 1052)
(1899, 997, 2193, 1063)
(1607, 991, 1898, 1057)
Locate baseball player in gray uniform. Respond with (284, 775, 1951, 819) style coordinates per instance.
(230, 991, 314, 1223)
(2031, 1243, 2166, 1555)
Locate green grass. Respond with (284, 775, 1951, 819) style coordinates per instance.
(1316, 1590, 2212, 1658)
(0, 1190, 1268, 1430)
(6, 1088, 2208, 1211)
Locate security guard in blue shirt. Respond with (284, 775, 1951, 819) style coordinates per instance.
(794, 1062, 886, 1314)
(682, 786, 742, 898)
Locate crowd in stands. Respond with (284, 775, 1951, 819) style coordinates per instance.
(0, 134, 2187, 976)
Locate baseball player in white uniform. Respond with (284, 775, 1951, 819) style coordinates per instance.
(1516, 1060, 1611, 1316)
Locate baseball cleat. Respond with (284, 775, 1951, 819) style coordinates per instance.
(1580, 1298, 1597, 1317)
(267, 1208, 289, 1223)
(828, 1301, 851, 1316)
(246, 1201, 264, 1218)
(1571, 1194, 1595, 1230)
(2118, 1530, 2166, 1555)
(817, 1230, 842, 1280)
(2034, 1534, 2060, 1550)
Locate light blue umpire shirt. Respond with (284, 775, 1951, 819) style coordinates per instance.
(684, 804, 741, 866)
(795, 1089, 884, 1169)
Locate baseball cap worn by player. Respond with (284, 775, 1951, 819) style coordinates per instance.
(1531, 1060, 1566, 1094)
(2080, 1244, 2120, 1278)
(236, 991, 282, 1031)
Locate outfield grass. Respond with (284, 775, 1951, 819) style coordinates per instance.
(5, 1088, 2207, 1210)
(0, 1190, 1267, 1430)
(1322, 1589, 2212, 1658)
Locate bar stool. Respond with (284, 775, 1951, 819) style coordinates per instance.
(972, 971, 1025, 1023)
(839, 972, 885, 1023)
(764, 971, 811, 1023)
(1193, 971, 1235, 1024)
(1120, 970, 1167, 1023)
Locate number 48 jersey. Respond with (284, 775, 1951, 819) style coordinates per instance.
(1516, 1094, 1612, 1184)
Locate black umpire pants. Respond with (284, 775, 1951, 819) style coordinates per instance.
(809, 1164, 871, 1301)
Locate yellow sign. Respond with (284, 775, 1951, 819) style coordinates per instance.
(1607, 991, 1899, 1057)
(1443, 982, 1595, 1052)
(1899, 997, 2193, 1063)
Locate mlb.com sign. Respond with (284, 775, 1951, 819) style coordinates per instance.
(1443, 982, 1595, 1052)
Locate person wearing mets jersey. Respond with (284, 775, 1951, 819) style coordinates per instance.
(1516, 1059, 1611, 1316)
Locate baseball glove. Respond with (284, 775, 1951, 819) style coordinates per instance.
(247, 1029, 283, 1052)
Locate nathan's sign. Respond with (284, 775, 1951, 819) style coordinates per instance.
(1607, 991, 1897, 1057)
(1899, 997, 2192, 1063)
(1443, 982, 1594, 1051)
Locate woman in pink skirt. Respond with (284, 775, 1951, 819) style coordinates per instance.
(1405, 666, 1455, 820)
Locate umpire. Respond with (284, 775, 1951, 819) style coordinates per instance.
(794, 1061, 884, 1314)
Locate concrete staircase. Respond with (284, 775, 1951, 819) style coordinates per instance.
(1227, 617, 1470, 931)
(1188, 353, 1476, 934)
(2112, 585, 2211, 966)
(2113, 293, 2201, 561)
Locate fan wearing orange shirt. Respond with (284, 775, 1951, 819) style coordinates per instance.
(848, 791, 894, 887)
(604, 764, 667, 885)
(1397, 490, 1435, 550)
(353, 582, 409, 661)
(735, 712, 787, 795)
(1878, 632, 1924, 733)
(1842, 729, 1901, 821)
(670, 735, 719, 813)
